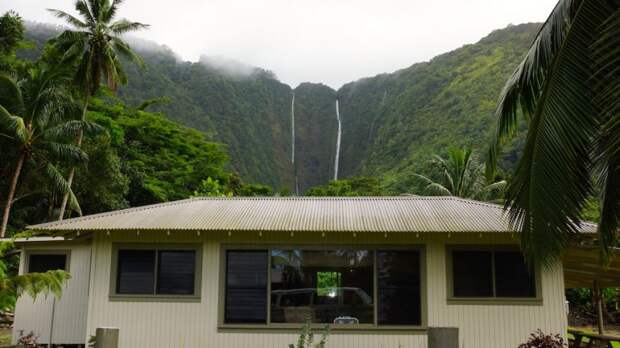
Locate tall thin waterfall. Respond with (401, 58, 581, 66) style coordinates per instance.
(333, 99, 342, 181)
(291, 93, 299, 195)
(291, 93, 295, 164)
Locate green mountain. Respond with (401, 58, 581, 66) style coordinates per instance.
(21, 22, 539, 194)
(337, 24, 536, 192)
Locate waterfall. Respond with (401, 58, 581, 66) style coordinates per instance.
(333, 99, 342, 181)
(291, 93, 295, 164)
(291, 93, 299, 195)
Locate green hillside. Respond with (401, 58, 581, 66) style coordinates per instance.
(337, 23, 538, 192)
(21, 22, 539, 193)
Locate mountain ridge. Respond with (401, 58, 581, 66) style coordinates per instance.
(21, 22, 539, 193)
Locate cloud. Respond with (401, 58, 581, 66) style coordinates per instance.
(2, 0, 557, 88)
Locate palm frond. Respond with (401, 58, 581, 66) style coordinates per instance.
(0, 74, 26, 116)
(424, 182, 453, 196)
(111, 37, 145, 67)
(593, 7, 620, 261)
(47, 9, 88, 29)
(43, 163, 82, 216)
(499, 0, 612, 266)
(487, 0, 575, 179)
(476, 180, 507, 201)
(5, 270, 70, 300)
(39, 142, 89, 164)
(413, 174, 453, 196)
(103, 0, 125, 23)
(75, 0, 96, 27)
(109, 19, 149, 35)
(88, 0, 102, 22)
(0, 105, 27, 144)
(43, 120, 106, 140)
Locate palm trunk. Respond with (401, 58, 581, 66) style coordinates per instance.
(1, 154, 25, 238)
(57, 95, 89, 221)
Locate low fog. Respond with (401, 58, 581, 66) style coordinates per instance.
(3, 0, 558, 88)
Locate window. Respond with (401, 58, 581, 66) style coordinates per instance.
(449, 248, 537, 299)
(225, 250, 268, 323)
(28, 253, 67, 273)
(271, 250, 374, 324)
(222, 247, 424, 327)
(113, 246, 200, 298)
(377, 250, 421, 325)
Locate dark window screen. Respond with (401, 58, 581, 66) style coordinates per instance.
(157, 250, 196, 295)
(117, 250, 155, 294)
(494, 251, 536, 297)
(377, 250, 421, 325)
(452, 250, 493, 297)
(28, 254, 67, 273)
(225, 250, 268, 323)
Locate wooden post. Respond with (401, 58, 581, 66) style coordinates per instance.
(428, 327, 459, 348)
(95, 327, 119, 348)
(594, 280, 605, 335)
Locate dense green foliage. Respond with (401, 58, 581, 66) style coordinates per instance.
(0, 13, 232, 232)
(0, 238, 69, 310)
(413, 148, 506, 201)
(305, 176, 383, 197)
(488, 0, 620, 265)
(337, 24, 539, 194)
(21, 22, 541, 195)
(85, 96, 229, 206)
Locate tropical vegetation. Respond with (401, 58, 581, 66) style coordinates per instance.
(20, 22, 542, 193)
(0, 13, 102, 236)
(0, 237, 69, 309)
(48, 0, 148, 220)
(413, 148, 506, 201)
(487, 0, 620, 265)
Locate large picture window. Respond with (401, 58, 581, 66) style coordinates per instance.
(112, 246, 200, 298)
(449, 248, 537, 299)
(222, 247, 423, 327)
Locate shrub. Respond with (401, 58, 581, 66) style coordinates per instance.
(289, 320, 330, 348)
(16, 330, 38, 348)
(518, 330, 566, 348)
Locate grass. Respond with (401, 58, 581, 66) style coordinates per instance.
(0, 328, 11, 347)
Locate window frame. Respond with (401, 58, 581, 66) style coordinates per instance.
(445, 245, 543, 305)
(24, 249, 71, 274)
(218, 244, 427, 332)
(109, 243, 202, 302)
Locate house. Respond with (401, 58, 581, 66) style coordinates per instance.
(11, 196, 614, 348)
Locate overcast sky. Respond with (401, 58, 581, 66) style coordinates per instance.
(3, 0, 557, 88)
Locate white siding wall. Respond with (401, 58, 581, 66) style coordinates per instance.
(13, 243, 91, 345)
(84, 230, 567, 348)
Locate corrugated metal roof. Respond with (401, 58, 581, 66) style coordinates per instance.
(28, 196, 598, 233)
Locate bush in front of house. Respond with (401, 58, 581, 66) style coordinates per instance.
(518, 330, 566, 348)
(289, 320, 330, 348)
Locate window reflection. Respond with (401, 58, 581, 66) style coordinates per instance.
(270, 249, 374, 324)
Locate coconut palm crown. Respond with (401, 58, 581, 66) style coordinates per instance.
(414, 148, 506, 202)
(49, 0, 148, 220)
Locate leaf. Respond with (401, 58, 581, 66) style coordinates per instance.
(491, 0, 615, 266)
(47, 9, 89, 29)
(44, 163, 82, 216)
(0, 74, 26, 117)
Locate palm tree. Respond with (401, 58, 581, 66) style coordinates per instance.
(49, 0, 148, 220)
(487, 0, 620, 265)
(0, 237, 70, 309)
(414, 148, 506, 201)
(0, 65, 96, 237)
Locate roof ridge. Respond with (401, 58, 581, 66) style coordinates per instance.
(28, 196, 507, 230)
